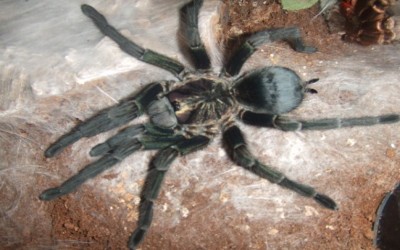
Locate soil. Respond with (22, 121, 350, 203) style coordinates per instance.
(221, 0, 347, 58)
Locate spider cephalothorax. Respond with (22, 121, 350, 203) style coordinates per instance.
(39, 1, 400, 249)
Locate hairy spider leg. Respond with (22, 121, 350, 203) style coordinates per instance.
(81, 4, 187, 79)
(223, 125, 337, 210)
(239, 111, 400, 131)
(275, 114, 400, 131)
(39, 123, 185, 201)
(39, 138, 142, 200)
(89, 124, 145, 156)
(45, 82, 164, 158)
(128, 135, 210, 249)
(224, 27, 317, 76)
(179, 0, 211, 70)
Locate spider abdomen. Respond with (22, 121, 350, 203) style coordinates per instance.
(233, 66, 304, 114)
(167, 78, 232, 125)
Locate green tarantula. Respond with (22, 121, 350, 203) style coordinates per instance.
(39, 1, 400, 249)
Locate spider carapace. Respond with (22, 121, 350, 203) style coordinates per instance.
(167, 78, 232, 125)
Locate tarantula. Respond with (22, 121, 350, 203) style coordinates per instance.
(39, 1, 400, 249)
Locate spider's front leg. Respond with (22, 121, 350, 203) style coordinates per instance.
(40, 81, 175, 200)
(129, 135, 210, 249)
(223, 125, 338, 210)
(224, 27, 316, 76)
(44, 82, 166, 158)
(81, 4, 187, 79)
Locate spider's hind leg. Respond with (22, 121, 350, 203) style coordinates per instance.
(224, 27, 316, 76)
(274, 114, 400, 131)
(223, 125, 337, 210)
(239, 111, 400, 132)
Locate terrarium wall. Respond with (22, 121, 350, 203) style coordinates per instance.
(1, 0, 399, 249)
